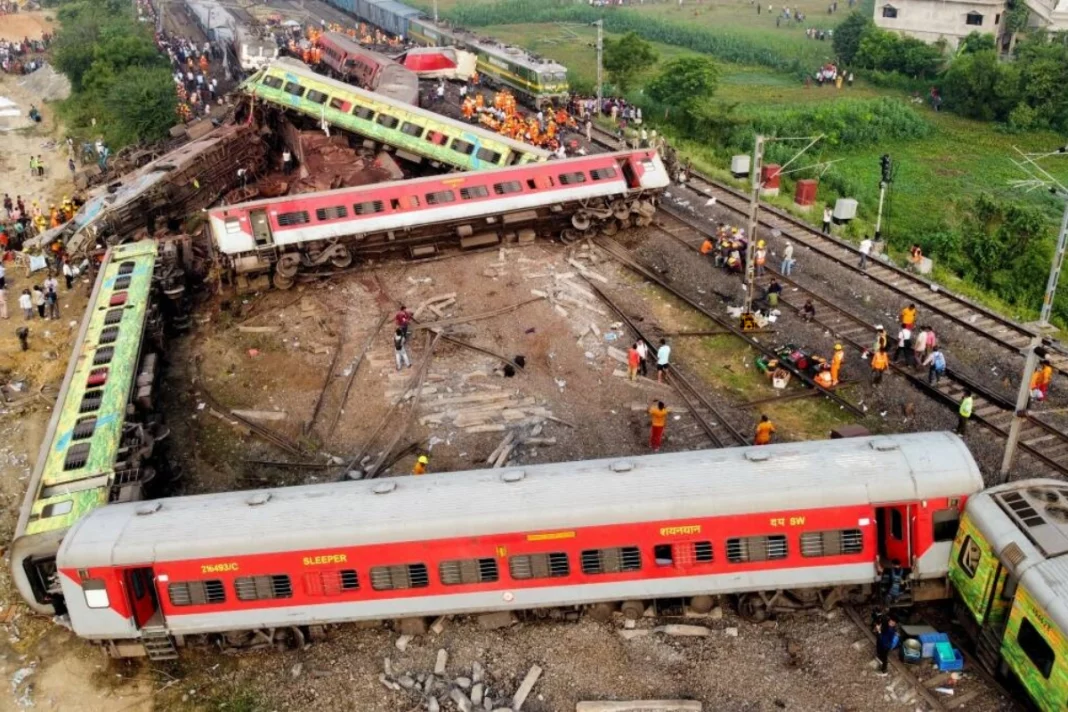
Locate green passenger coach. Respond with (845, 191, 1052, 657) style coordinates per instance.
(243, 58, 548, 172)
(949, 480, 1068, 711)
(11, 241, 168, 615)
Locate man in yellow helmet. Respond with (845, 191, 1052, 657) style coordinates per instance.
(412, 454, 429, 475)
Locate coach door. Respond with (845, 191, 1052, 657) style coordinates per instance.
(249, 210, 273, 247)
(123, 568, 160, 628)
(876, 505, 911, 567)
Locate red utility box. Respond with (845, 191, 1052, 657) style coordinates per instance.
(761, 164, 782, 190)
(795, 179, 818, 208)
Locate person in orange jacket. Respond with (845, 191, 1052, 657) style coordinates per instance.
(648, 400, 669, 452)
(830, 343, 844, 386)
(754, 414, 776, 445)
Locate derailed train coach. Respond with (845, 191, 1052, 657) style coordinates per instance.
(53, 433, 982, 659)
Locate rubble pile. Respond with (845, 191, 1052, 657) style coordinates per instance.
(285, 128, 404, 191)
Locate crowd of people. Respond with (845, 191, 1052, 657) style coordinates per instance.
(0, 33, 51, 75)
(459, 89, 578, 153)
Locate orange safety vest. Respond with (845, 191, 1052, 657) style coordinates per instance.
(648, 406, 668, 428)
(700, 239, 713, 255)
(871, 351, 889, 370)
(754, 421, 775, 445)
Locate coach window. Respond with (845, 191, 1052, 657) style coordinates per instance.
(375, 114, 400, 129)
(1018, 618, 1056, 678)
(316, 206, 349, 221)
(100, 326, 120, 345)
(329, 97, 351, 112)
(303, 569, 359, 596)
(370, 564, 430, 590)
(262, 75, 283, 89)
(63, 442, 91, 471)
(800, 529, 863, 558)
(590, 167, 618, 181)
(354, 200, 385, 215)
(168, 580, 226, 606)
(581, 547, 641, 574)
(40, 500, 74, 518)
(425, 190, 456, 205)
(305, 89, 329, 105)
(400, 122, 424, 138)
(958, 536, 981, 578)
(234, 574, 293, 601)
(476, 147, 503, 164)
(353, 106, 375, 121)
(83, 579, 109, 609)
(277, 211, 310, 226)
(559, 172, 587, 185)
(283, 82, 305, 98)
(439, 558, 499, 585)
(655, 540, 714, 567)
(509, 553, 570, 580)
(932, 509, 960, 542)
(726, 535, 788, 563)
(450, 139, 475, 156)
(494, 181, 522, 195)
(460, 185, 489, 200)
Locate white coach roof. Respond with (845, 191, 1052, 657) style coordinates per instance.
(58, 432, 982, 568)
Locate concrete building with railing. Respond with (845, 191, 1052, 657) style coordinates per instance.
(873, 0, 1068, 48)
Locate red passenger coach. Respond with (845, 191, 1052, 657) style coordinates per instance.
(209, 149, 668, 289)
(55, 433, 982, 658)
(317, 32, 419, 105)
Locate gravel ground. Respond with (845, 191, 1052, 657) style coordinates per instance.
(154, 607, 1012, 712)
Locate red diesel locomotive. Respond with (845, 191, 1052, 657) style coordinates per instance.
(54, 433, 981, 659)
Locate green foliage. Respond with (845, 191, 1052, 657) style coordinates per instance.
(854, 27, 944, 78)
(941, 50, 1019, 121)
(52, 0, 175, 149)
(603, 32, 658, 93)
(1004, 0, 1030, 33)
(958, 31, 996, 54)
(1014, 38, 1068, 132)
(648, 55, 719, 107)
(832, 11, 871, 65)
(436, 0, 808, 74)
(729, 98, 931, 152)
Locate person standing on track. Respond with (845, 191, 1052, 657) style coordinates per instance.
(822, 205, 833, 234)
(393, 328, 411, 371)
(635, 339, 649, 378)
(830, 343, 844, 386)
(893, 324, 914, 367)
(780, 242, 795, 276)
(957, 390, 973, 435)
(870, 346, 889, 385)
(754, 414, 776, 445)
(923, 345, 946, 385)
(627, 342, 641, 382)
(874, 612, 899, 676)
(648, 400, 669, 452)
(282, 148, 293, 175)
(395, 305, 413, 341)
(858, 234, 872, 269)
(656, 338, 671, 383)
(899, 303, 916, 330)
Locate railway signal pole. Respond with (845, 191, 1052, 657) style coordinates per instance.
(999, 145, 1068, 480)
(874, 153, 892, 241)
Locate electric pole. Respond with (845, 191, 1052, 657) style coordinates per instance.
(595, 20, 603, 115)
(433, 0, 438, 23)
(741, 135, 766, 319)
(999, 145, 1068, 480)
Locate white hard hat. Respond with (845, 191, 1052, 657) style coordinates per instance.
(876, 324, 884, 330)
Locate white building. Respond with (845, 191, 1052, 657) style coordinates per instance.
(874, 0, 1068, 48)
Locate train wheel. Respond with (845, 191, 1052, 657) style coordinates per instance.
(635, 215, 653, 228)
(572, 212, 592, 231)
(690, 595, 715, 614)
(587, 602, 615, 622)
(620, 600, 645, 621)
(561, 228, 581, 244)
(276, 254, 300, 278)
(738, 593, 768, 623)
(600, 220, 620, 237)
(330, 246, 353, 269)
(273, 272, 295, 290)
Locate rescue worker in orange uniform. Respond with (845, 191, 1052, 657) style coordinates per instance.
(700, 237, 714, 255)
(900, 303, 917, 330)
(754, 414, 776, 445)
(412, 454, 429, 475)
(830, 343, 844, 386)
(870, 347, 889, 385)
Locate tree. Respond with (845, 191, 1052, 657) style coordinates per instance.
(941, 49, 1019, 121)
(603, 32, 658, 93)
(833, 11, 873, 65)
(647, 56, 719, 109)
(958, 31, 996, 54)
(103, 66, 178, 147)
(897, 37, 944, 78)
(53, 19, 103, 91)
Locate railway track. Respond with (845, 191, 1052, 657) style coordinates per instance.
(656, 207, 1068, 479)
(582, 280, 749, 449)
(588, 126, 1068, 376)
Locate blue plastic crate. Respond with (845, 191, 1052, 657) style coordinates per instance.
(918, 632, 950, 658)
(935, 645, 964, 672)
